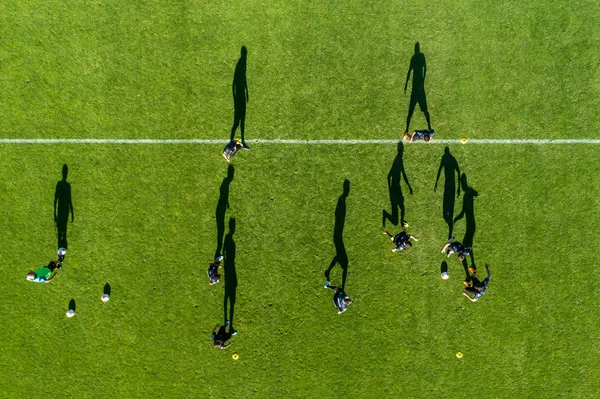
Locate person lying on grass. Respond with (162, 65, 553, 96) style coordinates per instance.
(212, 321, 238, 349)
(324, 282, 352, 314)
(26, 260, 62, 283)
(222, 139, 244, 163)
(462, 263, 491, 302)
(441, 237, 471, 261)
(403, 129, 434, 143)
(207, 258, 222, 285)
(384, 225, 418, 252)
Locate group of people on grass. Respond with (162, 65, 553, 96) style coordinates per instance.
(26, 44, 491, 355)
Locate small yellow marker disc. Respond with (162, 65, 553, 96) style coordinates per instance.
(456, 352, 463, 358)
(460, 137, 468, 144)
(232, 353, 239, 360)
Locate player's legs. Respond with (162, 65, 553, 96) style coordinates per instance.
(405, 97, 417, 133)
(418, 94, 432, 131)
(230, 117, 240, 141)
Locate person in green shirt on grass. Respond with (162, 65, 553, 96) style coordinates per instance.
(26, 261, 61, 283)
(26, 248, 65, 283)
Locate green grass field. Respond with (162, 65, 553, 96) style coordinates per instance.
(1, 1, 599, 398)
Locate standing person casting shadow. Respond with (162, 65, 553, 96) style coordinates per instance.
(404, 42, 432, 134)
(454, 173, 478, 271)
(214, 165, 234, 261)
(54, 164, 74, 249)
(383, 142, 412, 228)
(223, 218, 238, 333)
(434, 147, 460, 239)
(230, 46, 250, 149)
(325, 180, 350, 289)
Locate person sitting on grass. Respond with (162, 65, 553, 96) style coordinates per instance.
(222, 139, 244, 163)
(462, 263, 491, 302)
(212, 320, 238, 349)
(324, 282, 351, 314)
(384, 225, 418, 252)
(441, 237, 471, 261)
(208, 258, 223, 285)
(403, 129, 434, 143)
(26, 259, 62, 283)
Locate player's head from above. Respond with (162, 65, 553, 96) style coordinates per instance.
(241, 46, 247, 58)
(344, 298, 352, 305)
(404, 241, 412, 248)
(458, 254, 465, 262)
(424, 133, 431, 142)
(26, 271, 35, 280)
(414, 42, 420, 54)
(343, 179, 350, 196)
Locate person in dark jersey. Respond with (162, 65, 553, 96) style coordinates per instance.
(324, 282, 351, 314)
(384, 226, 418, 252)
(403, 129, 434, 143)
(462, 263, 491, 302)
(207, 258, 222, 285)
(441, 238, 471, 261)
(212, 320, 237, 349)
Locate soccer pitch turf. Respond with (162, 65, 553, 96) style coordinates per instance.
(1, 1, 599, 398)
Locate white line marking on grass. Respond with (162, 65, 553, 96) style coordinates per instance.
(0, 138, 598, 145)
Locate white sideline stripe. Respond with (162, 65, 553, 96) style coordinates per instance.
(0, 138, 599, 144)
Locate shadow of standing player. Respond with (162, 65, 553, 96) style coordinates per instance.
(230, 46, 249, 148)
(455, 173, 478, 275)
(214, 165, 234, 261)
(325, 180, 350, 289)
(434, 147, 461, 239)
(383, 142, 412, 227)
(54, 164, 74, 249)
(454, 173, 478, 249)
(223, 218, 237, 329)
(404, 42, 432, 134)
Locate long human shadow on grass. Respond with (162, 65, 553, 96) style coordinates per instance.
(54, 164, 74, 249)
(454, 173, 478, 249)
(325, 180, 350, 289)
(434, 147, 461, 240)
(383, 141, 412, 227)
(404, 42, 432, 133)
(223, 218, 237, 328)
(214, 165, 234, 261)
(455, 173, 478, 278)
(230, 46, 249, 146)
